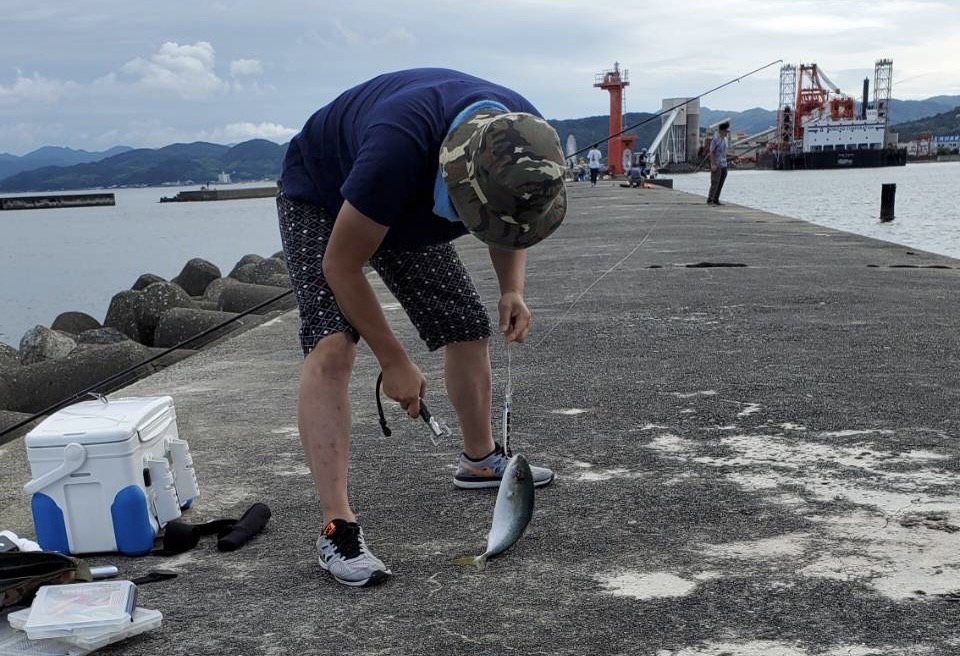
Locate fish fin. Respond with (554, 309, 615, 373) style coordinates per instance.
(452, 554, 487, 570)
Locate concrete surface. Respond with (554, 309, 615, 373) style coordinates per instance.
(2, 180, 960, 655)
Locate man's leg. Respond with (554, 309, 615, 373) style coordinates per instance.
(707, 168, 720, 203)
(277, 193, 390, 586)
(298, 333, 356, 524)
(444, 339, 495, 460)
(715, 167, 728, 202)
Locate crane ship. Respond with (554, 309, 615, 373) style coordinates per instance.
(760, 59, 907, 170)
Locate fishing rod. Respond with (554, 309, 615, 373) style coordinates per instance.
(569, 59, 784, 160)
(0, 288, 294, 445)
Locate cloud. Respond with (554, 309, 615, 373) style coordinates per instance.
(0, 71, 75, 105)
(230, 59, 262, 77)
(204, 121, 297, 143)
(120, 41, 228, 100)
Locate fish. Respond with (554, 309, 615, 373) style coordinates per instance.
(453, 453, 535, 570)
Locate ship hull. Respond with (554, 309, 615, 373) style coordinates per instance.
(758, 148, 907, 170)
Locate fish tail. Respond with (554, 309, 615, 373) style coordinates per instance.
(452, 554, 487, 570)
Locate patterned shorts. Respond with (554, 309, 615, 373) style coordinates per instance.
(277, 194, 492, 354)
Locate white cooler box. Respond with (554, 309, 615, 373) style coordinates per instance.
(23, 396, 200, 556)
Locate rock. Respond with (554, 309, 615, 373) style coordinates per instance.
(103, 289, 146, 343)
(18, 326, 77, 365)
(230, 256, 290, 288)
(203, 277, 241, 305)
(104, 283, 197, 347)
(0, 342, 18, 371)
(136, 283, 197, 346)
(272, 250, 286, 262)
(190, 298, 220, 312)
(218, 282, 297, 315)
(153, 307, 255, 348)
(228, 254, 266, 277)
(51, 311, 101, 335)
(171, 258, 222, 296)
(0, 341, 156, 414)
(77, 327, 132, 345)
(132, 273, 166, 291)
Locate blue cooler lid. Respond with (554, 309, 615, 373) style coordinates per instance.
(25, 396, 174, 447)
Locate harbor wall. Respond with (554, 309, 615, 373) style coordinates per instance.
(0, 193, 116, 210)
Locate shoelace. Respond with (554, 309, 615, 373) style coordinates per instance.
(326, 523, 363, 560)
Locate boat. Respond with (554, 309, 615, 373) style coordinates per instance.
(758, 59, 907, 170)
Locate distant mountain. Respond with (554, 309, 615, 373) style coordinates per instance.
(700, 108, 777, 136)
(0, 145, 133, 181)
(889, 105, 960, 141)
(0, 140, 287, 192)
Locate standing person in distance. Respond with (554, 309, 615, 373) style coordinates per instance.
(277, 68, 566, 588)
(707, 121, 730, 205)
(586, 145, 603, 186)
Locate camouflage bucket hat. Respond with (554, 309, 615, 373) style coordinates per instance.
(439, 111, 567, 249)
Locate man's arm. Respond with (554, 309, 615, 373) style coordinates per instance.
(324, 200, 425, 416)
(488, 246, 531, 343)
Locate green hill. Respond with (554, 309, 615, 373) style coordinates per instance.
(0, 140, 286, 192)
(890, 105, 960, 142)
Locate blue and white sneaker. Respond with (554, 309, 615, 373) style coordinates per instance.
(316, 519, 391, 587)
(454, 442, 554, 489)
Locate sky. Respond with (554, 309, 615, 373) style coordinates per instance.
(1, 0, 958, 155)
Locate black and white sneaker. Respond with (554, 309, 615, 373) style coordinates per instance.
(316, 519, 391, 587)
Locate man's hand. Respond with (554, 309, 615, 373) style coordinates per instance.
(381, 357, 427, 418)
(498, 291, 531, 343)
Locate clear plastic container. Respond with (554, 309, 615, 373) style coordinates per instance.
(7, 607, 161, 652)
(20, 582, 136, 640)
(0, 612, 84, 656)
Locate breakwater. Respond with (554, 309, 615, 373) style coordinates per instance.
(0, 192, 116, 210)
(0, 252, 295, 437)
(159, 186, 277, 203)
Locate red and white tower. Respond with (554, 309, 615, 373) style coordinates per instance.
(594, 62, 635, 175)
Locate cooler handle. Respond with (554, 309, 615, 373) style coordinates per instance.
(23, 442, 87, 495)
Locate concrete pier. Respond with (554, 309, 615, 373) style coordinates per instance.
(0, 192, 115, 210)
(159, 187, 277, 203)
(2, 181, 959, 654)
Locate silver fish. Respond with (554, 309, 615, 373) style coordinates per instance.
(453, 454, 535, 570)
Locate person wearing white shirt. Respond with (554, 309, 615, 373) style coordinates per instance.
(586, 146, 602, 186)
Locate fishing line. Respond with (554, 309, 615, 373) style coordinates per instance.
(0, 288, 294, 445)
(508, 62, 781, 431)
(501, 341, 513, 457)
(569, 59, 783, 159)
(533, 219, 661, 350)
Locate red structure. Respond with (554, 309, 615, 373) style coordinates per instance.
(594, 62, 635, 175)
(793, 63, 855, 140)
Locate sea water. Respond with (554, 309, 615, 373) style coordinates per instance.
(1, 184, 282, 346)
(668, 161, 960, 262)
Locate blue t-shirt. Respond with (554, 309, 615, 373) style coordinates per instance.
(710, 133, 728, 168)
(281, 68, 539, 249)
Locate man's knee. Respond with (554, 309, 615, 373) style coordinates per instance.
(444, 338, 490, 359)
(304, 333, 356, 381)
